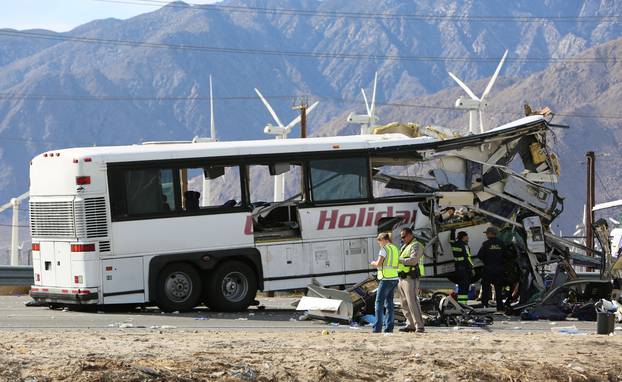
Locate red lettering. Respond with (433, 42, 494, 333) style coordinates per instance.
(317, 210, 338, 230)
(365, 207, 375, 226)
(374, 206, 394, 224)
(314, 206, 416, 231)
(356, 208, 365, 227)
(338, 213, 357, 228)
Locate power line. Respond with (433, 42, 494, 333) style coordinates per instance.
(0, 134, 112, 146)
(0, 223, 29, 228)
(2, 92, 622, 121)
(596, 172, 614, 201)
(0, 29, 616, 64)
(92, 0, 622, 23)
(0, 93, 292, 102)
(0, 98, 621, 146)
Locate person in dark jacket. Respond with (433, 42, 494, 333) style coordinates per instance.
(450, 230, 473, 304)
(477, 226, 508, 311)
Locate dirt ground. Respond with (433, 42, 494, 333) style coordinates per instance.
(1, 329, 621, 382)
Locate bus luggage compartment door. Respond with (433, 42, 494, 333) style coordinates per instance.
(308, 241, 345, 286)
(344, 238, 370, 284)
(102, 257, 145, 304)
(261, 243, 307, 290)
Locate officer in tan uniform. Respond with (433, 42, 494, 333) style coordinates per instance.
(397, 227, 426, 333)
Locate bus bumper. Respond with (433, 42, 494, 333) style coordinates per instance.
(30, 286, 99, 304)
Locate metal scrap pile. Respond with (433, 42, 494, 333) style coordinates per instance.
(297, 277, 381, 324)
(297, 277, 495, 327)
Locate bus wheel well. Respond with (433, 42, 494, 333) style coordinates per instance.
(148, 248, 263, 302)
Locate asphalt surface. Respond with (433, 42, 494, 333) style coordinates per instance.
(0, 295, 615, 334)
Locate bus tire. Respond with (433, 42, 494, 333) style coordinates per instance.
(206, 261, 257, 312)
(155, 263, 202, 313)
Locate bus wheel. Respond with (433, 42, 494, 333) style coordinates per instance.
(156, 263, 202, 313)
(206, 261, 257, 312)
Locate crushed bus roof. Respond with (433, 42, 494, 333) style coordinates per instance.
(33, 115, 546, 163)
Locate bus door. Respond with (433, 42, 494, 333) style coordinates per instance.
(38, 241, 71, 287)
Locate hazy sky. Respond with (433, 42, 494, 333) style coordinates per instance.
(1, 0, 219, 31)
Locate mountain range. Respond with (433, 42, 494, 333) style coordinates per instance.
(0, 0, 621, 247)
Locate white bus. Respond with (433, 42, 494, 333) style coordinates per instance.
(29, 116, 555, 311)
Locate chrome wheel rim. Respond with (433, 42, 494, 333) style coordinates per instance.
(164, 271, 193, 303)
(221, 271, 248, 303)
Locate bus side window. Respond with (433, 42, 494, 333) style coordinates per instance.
(126, 168, 176, 215)
(108, 169, 128, 218)
(247, 163, 302, 204)
(160, 169, 176, 211)
(108, 167, 177, 219)
(183, 165, 242, 209)
(308, 157, 369, 202)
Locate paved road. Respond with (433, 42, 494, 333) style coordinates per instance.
(0, 296, 314, 330)
(0, 296, 612, 334)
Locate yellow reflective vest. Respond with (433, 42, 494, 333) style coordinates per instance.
(378, 243, 399, 280)
(398, 240, 425, 277)
(451, 240, 474, 267)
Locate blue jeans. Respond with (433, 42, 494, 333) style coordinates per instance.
(373, 279, 398, 333)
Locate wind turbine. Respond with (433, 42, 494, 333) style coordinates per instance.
(0, 192, 29, 266)
(448, 50, 508, 135)
(347, 72, 379, 135)
(254, 88, 318, 202)
(192, 75, 217, 207)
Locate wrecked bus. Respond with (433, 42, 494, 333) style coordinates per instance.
(28, 114, 583, 312)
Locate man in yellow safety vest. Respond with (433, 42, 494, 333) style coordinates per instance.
(370, 232, 400, 333)
(397, 227, 426, 333)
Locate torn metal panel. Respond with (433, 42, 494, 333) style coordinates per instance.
(373, 173, 436, 194)
(305, 285, 355, 323)
(502, 176, 550, 211)
(296, 296, 342, 312)
(304, 277, 380, 323)
(523, 216, 546, 254)
(465, 160, 483, 190)
(436, 192, 475, 208)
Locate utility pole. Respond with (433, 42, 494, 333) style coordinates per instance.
(293, 97, 309, 204)
(293, 97, 308, 138)
(585, 151, 595, 258)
